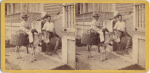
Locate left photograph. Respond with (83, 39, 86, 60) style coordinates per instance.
(5, 3, 76, 70)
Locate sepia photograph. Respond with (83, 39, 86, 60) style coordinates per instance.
(5, 3, 75, 70)
(2, 1, 148, 72)
(75, 3, 146, 70)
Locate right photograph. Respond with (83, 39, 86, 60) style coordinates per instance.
(75, 3, 146, 70)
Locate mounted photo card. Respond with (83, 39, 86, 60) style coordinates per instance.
(1, 0, 149, 73)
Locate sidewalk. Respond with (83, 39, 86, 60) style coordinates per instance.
(76, 46, 134, 70)
(5, 47, 63, 70)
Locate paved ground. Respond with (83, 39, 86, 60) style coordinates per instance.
(119, 64, 145, 70)
(76, 46, 134, 70)
(5, 47, 63, 70)
(5, 45, 143, 70)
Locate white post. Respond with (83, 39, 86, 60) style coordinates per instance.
(62, 3, 67, 65)
(133, 3, 136, 31)
(26, 3, 28, 14)
(62, 37, 68, 65)
(6, 4, 9, 15)
(82, 3, 84, 34)
(112, 3, 116, 12)
(40, 3, 44, 13)
(102, 3, 103, 12)
(62, 3, 66, 30)
(83, 3, 86, 13)
(98, 3, 99, 13)
(20, 3, 23, 16)
(80, 3, 83, 14)
(10, 3, 13, 14)
(132, 4, 137, 64)
(93, 3, 95, 14)
(10, 3, 13, 40)
(132, 35, 139, 64)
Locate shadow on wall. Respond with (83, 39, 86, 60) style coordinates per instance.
(123, 13, 133, 37)
(51, 14, 63, 38)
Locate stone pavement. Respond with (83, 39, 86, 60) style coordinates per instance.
(76, 46, 134, 70)
(5, 47, 63, 70)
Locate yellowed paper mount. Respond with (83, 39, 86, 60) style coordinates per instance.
(1, 0, 149, 72)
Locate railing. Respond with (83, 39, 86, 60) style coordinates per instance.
(134, 3, 145, 32)
(63, 3, 75, 32)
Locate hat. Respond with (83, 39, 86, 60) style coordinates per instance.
(41, 11, 47, 18)
(22, 14, 29, 18)
(41, 11, 51, 19)
(44, 14, 51, 19)
(93, 13, 100, 17)
(113, 11, 119, 18)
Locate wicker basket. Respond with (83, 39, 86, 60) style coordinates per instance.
(10, 31, 29, 46)
(81, 29, 100, 45)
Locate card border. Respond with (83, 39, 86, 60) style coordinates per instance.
(1, 0, 149, 72)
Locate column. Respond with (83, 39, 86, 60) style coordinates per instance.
(62, 3, 66, 29)
(10, 3, 13, 40)
(40, 3, 44, 13)
(93, 3, 95, 14)
(112, 3, 116, 12)
(132, 35, 138, 64)
(133, 4, 136, 31)
(62, 36, 68, 65)
(83, 3, 86, 13)
(26, 3, 29, 14)
(20, 3, 23, 16)
(6, 4, 9, 15)
(98, 3, 100, 13)
(10, 3, 13, 14)
(80, 3, 83, 14)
